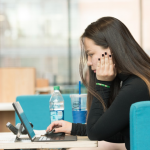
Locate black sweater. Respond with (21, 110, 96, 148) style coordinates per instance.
(71, 73, 150, 150)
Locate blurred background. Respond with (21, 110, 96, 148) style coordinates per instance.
(0, 0, 150, 94)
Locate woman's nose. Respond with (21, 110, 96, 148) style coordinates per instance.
(87, 57, 92, 66)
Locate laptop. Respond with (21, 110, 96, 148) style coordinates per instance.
(12, 102, 77, 142)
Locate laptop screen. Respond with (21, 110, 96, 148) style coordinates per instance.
(12, 102, 35, 140)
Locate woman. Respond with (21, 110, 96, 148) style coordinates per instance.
(46, 17, 150, 150)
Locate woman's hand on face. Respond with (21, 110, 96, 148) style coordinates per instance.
(96, 52, 117, 81)
(46, 120, 72, 134)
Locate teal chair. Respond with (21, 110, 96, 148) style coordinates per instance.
(16, 95, 73, 130)
(130, 101, 150, 150)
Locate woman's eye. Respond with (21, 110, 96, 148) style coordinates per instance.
(89, 54, 93, 57)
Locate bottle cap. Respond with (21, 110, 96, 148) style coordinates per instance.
(54, 86, 60, 90)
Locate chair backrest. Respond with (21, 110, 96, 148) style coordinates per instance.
(130, 101, 150, 150)
(16, 94, 73, 130)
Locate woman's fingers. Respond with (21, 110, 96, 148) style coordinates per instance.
(98, 53, 110, 72)
(101, 54, 105, 68)
(55, 121, 72, 134)
(109, 54, 114, 72)
(109, 54, 116, 75)
(96, 52, 116, 81)
(97, 58, 100, 67)
(46, 121, 63, 132)
(46, 120, 72, 134)
(104, 52, 109, 71)
(54, 127, 65, 133)
(109, 54, 113, 64)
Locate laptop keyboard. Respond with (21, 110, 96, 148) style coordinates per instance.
(20, 138, 30, 140)
(39, 136, 51, 141)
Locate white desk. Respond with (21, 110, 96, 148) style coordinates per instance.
(0, 132, 98, 149)
(0, 103, 14, 111)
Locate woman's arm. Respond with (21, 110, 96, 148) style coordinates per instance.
(71, 79, 124, 143)
(71, 122, 124, 143)
(71, 123, 87, 136)
(86, 76, 149, 141)
(70, 79, 112, 137)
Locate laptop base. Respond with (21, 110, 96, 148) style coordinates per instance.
(33, 134, 77, 142)
(15, 134, 77, 142)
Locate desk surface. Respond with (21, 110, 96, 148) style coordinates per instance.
(0, 132, 98, 149)
(0, 103, 14, 111)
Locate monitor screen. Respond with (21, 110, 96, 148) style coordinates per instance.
(12, 102, 35, 140)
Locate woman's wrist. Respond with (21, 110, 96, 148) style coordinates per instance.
(95, 79, 112, 90)
(96, 79, 113, 86)
(71, 123, 76, 135)
(96, 83, 110, 88)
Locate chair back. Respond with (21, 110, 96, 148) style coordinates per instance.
(16, 94, 73, 130)
(130, 101, 150, 150)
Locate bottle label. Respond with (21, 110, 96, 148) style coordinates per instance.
(50, 110, 64, 122)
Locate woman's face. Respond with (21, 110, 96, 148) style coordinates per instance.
(84, 37, 112, 73)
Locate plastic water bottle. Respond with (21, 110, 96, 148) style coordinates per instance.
(49, 86, 64, 123)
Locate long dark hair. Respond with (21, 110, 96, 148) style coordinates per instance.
(79, 17, 150, 118)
